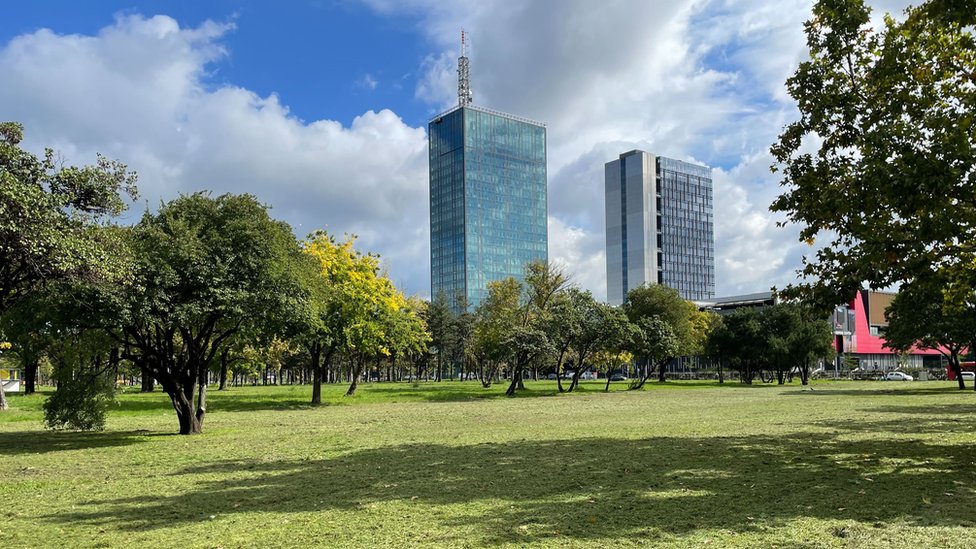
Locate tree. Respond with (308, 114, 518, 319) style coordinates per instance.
(0, 291, 55, 395)
(0, 121, 137, 318)
(107, 193, 311, 434)
(629, 316, 679, 390)
(302, 231, 407, 397)
(471, 279, 520, 388)
(770, 1, 976, 310)
(503, 261, 569, 397)
(623, 284, 693, 382)
(885, 277, 976, 390)
(706, 308, 765, 384)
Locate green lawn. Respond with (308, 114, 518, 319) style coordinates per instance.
(1, 380, 975, 548)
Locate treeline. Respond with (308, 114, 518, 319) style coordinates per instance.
(0, 121, 835, 435)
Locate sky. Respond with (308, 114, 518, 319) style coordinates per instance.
(0, 0, 912, 300)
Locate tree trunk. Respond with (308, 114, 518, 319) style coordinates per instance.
(949, 353, 965, 390)
(196, 370, 207, 430)
(505, 365, 521, 396)
(604, 372, 612, 392)
(346, 358, 364, 396)
(777, 369, 785, 385)
(0, 380, 8, 411)
(310, 343, 323, 405)
(718, 358, 725, 384)
(140, 365, 155, 392)
(658, 359, 668, 383)
(218, 350, 229, 391)
(21, 359, 37, 395)
(166, 384, 201, 435)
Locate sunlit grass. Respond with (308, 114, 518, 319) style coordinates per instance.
(1, 380, 975, 547)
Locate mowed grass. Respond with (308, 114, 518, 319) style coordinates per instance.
(2, 380, 976, 548)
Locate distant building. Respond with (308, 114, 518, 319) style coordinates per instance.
(696, 291, 777, 314)
(605, 150, 714, 304)
(429, 36, 547, 311)
(833, 290, 943, 371)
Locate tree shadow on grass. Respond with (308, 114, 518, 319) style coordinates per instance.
(46, 431, 976, 544)
(813, 403, 976, 435)
(784, 385, 967, 397)
(0, 429, 153, 456)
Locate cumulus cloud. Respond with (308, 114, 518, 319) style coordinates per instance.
(1, 2, 914, 301)
(382, 0, 911, 298)
(0, 14, 431, 293)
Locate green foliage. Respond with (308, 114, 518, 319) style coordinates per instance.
(109, 193, 313, 433)
(885, 276, 975, 387)
(0, 121, 138, 316)
(770, 0, 976, 308)
(706, 304, 834, 383)
(43, 365, 116, 431)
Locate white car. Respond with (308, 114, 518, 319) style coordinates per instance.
(961, 371, 975, 382)
(884, 371, 914, 381)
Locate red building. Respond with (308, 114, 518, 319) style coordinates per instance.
(833, 290, 943, 371)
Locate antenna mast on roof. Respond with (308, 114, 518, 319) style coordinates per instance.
(458, 29, 473, 107)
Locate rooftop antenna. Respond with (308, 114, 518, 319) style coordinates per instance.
(458, 29, 473, 107)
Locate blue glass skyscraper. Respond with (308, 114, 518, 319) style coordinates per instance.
(429, 105, 548, 310)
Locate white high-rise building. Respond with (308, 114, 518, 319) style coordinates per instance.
(605, 150, 714, 305)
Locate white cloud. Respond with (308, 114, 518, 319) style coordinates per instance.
(1, 2, 915, 301)
(357, 73, 378, 90)
(388, 0, 912, 298)
(0, 14, 431, 294)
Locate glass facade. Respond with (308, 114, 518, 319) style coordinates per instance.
(429, 106, 547, 310)
(605, 151, 714, 304)
(657, 156, 714, 301)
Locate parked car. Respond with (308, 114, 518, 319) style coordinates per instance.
(609, 373, 628, 382)
(546, 373, 559, 380)
(884, 371, 914, 381)
(961, 371, 975, 382)
(580, 371, 597, 380)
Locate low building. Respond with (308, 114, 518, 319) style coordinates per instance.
(696, 291, 777, 314)
(833, 290, 943, 371)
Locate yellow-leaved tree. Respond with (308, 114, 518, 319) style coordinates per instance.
(302, 231, 423, 399)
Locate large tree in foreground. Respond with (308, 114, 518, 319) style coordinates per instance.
(770, 0, 976, 309)
(110, 193, 311, 434)
(0, 122, 137, 317)
(0, 121, 136, 411)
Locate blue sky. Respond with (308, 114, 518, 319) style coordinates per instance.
(0, 1, 912, 299)
(3, 0, 434, 126)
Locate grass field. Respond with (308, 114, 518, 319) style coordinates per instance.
(2, 380, 975, 548)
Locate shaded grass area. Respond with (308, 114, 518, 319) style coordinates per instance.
(1, 381, 975, 548)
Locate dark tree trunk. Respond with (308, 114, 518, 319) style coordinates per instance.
(718, 358, 725, 384)
(24, 359, 38, 395)
(949, 353, 965, 390)
(140, 365, 155, 392)
(218, 350, 229, 390)
(777, 369, 785, 385)
(164, 380, 201, 435)
(505, 364, 522, 396)
(604, 372, 612, 392)
(346, 358, 364, 396)
(310, 343, 323, 405)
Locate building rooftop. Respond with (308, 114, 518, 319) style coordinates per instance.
(429, 104, 545, 128)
